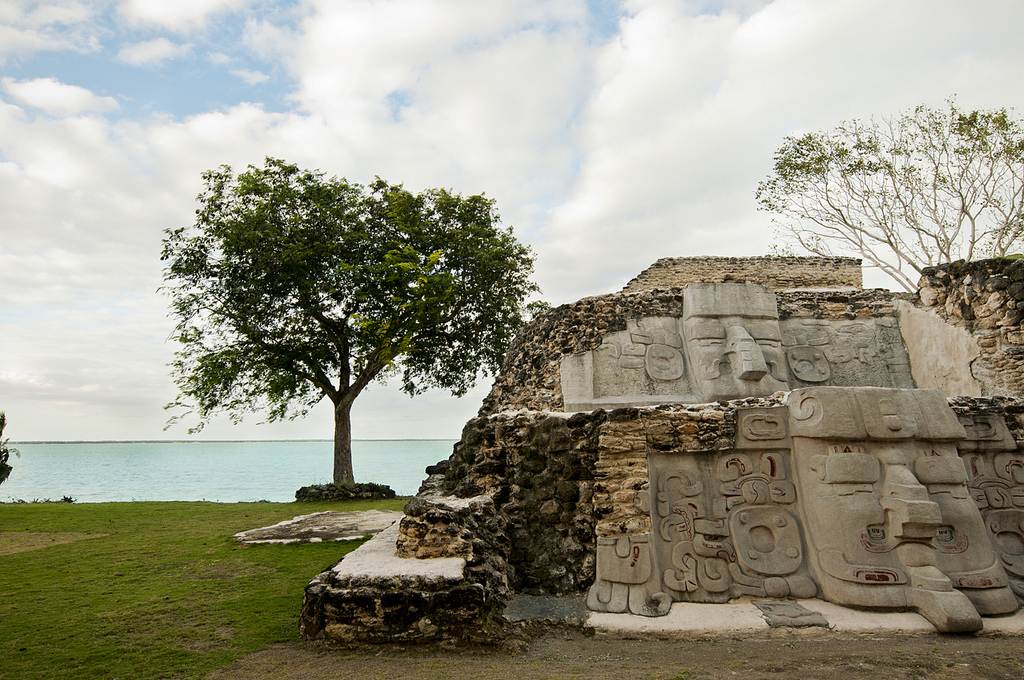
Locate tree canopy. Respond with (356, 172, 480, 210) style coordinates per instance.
(161, 158, 538, 483)
(757, 100, 1024, 291)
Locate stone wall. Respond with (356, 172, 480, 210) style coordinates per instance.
(435, 411, 605, 595)
(302, 393, 1024, 642)
(479, 287, 907, 415)
(592, 403, 747, 540)
(916, 258, 1024, 396)
(621, 256, 862, 293)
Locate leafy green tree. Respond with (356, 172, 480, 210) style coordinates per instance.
(757, 100, 1024, 291)
(0, 412, 15, 486)
(162, 158, 538, 484)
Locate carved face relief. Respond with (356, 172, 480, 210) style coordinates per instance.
(682, 283, 789, 402)
(787, 387, 1018, 630)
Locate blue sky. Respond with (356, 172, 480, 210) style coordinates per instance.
(3, 0, 1024, 442)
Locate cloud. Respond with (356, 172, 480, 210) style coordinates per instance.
(1, 77, 119, 115)
(231, 68, 270, 85)
(117, 0, 252, 32)
(0, 1, 100, 64)
(117, 37, 192, 66)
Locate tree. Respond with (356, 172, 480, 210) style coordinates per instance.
(0, 412, 15, 487)
(161, 158, 538, 484)
(757, 100, 1024, 291)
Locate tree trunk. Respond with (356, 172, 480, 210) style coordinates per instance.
(333, 401, 354, 484)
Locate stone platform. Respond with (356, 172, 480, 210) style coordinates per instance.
(584, 598, 1024, 637)
(504, 593, 1024, 637)
(233, 509, 403, 544)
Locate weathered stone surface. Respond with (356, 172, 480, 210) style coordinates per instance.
(621, 256, 862, 293)
(234, 510, 403, 544)
(295, 482, 396, 501)
(918, 258, 1024, 397)
(299, 523, 499, 645)
(753, 600, 829, 628)
(560, 283, 914, 413)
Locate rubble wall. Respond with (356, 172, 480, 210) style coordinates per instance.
(916, 259, 1024, 396)
(621, 256, 862, 293)
(434, 411, 604, 595)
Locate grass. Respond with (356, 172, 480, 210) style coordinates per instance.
(0, 498, 408, 680)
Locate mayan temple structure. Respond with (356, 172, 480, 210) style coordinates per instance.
(300, 256, 1024, 642)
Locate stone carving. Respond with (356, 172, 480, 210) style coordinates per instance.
(587, 534, 672, 616)
(682, 283, 789, 402)
(780, 318, 915, 390)
(588, 432, 819, 615)
(561, 284, 918, 412)
(645, 437, 817, 607)
(587, 388, 1021, 631)
(788, 387, 1016, 632)
(562, 317, 694, 411)
(958, 413, 1024, 599)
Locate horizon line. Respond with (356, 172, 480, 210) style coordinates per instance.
(10, 438, 457, 444)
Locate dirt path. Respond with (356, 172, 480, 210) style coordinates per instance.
(209, 627, 1024, 679)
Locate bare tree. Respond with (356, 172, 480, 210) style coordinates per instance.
(757, 100, 1024, 291)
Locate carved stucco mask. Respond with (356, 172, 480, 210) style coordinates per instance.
(682, 283, 789, 402)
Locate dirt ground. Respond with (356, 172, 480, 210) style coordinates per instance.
(208, 626, 1024, 680)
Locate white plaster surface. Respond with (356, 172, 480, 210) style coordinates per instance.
(331, 522, 466, 582)
(585, 598, 1024, 636)
(898, 301, 983, 396)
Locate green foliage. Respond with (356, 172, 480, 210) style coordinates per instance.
(0, 411, 15, 486)
(162, 158, 538, 481)
(0, 499, 405, 680)
(757, 99, 1024, 291)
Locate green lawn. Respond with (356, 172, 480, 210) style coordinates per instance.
(0, 499, 407, 680)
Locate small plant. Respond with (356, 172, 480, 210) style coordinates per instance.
(0, 411, 16, 487)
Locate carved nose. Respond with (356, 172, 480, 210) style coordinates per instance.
(725, 325, 767, 380)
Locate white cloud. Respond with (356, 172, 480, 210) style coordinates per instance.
(231, 68, 270, 85)
(1, 77, 119, 115)
(0, 1, 100, 64)
(118, 0, 251, 32)
(118, 37, 192, 66)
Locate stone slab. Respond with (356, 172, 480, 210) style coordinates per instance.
(503, 595, 590, 624)
(331, 521, 466, 583)
(233, 509, 403, 544)
(753, 600, 829, 628)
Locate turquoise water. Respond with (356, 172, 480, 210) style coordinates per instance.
(0, 440, 456, 503)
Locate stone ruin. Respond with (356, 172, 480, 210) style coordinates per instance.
(300, 255, 1024, 642)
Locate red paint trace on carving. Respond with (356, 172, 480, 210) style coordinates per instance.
(725, 458, 746, 475)
(854, 569, 899, 583)
(936, 530, 969, 554)
(629, 545, 641, 568)
(860, 533, 893, 553)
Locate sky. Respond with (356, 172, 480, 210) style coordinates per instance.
(2, 0, 1024, 443)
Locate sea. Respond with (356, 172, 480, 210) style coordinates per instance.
(0, 440, 457, 503)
